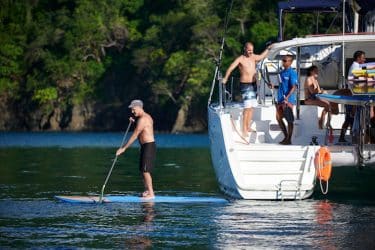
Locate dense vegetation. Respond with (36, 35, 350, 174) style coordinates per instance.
(0, 0, 342, 132)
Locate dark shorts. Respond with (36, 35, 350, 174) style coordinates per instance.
(277, 103, 294, 123)
(139, 142, 156, 173)
(309, 93, 317, 100)
(344, 105, 354, 124)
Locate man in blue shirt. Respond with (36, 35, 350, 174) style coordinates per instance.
(276, 55, 298, 145)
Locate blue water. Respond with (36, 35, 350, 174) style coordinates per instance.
(1, 132, 375, 248)
(0, 132, 209, 148)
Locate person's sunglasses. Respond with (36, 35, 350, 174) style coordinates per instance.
(282, 59, 289, 62)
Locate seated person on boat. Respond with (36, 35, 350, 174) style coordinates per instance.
(304, 65, 331, 129)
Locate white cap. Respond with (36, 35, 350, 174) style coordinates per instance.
(128, 99, 143, 108)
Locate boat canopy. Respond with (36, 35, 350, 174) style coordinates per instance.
(278, 0, 342, 13)
(277, 0, 375, 41)
(355, 0, 375, 15)
(267, 34, 375, 60)
(278, 0, 343, 41)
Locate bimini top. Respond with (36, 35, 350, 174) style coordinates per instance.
(267, 34, 375, 60)
(278, 0, 374, 15)
(277, 0, 342, 41)
(278, 0, 341, 13)
(277, 0, 375, 41)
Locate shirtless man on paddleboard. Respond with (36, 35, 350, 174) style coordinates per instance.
(116, 99, 156, 199)
(222, 42, 272, 137)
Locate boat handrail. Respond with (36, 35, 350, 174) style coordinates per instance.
(306, 32, 375, 37)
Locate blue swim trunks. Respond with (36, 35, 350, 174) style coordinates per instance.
(240, 82, 257, 108)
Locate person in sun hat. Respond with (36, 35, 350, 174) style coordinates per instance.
(116, 99, 156, 199)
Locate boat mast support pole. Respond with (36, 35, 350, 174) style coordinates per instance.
(296, 46, 301, 120)
(207, 0, 234, 108)
(341, 0, 346, 89)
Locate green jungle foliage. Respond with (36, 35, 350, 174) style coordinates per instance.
(0, 0, 343, 131)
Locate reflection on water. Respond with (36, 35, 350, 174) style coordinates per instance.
(314, 200, 335, 250)
(214, 199, 375, 249)
(316, 200, 333, 225)
(124, 202, 155, 249)
(1, 145, 375, 248)
(1, 198, 374, 248)
(142, 202, 155, 223)
(124, 236, 152, 249)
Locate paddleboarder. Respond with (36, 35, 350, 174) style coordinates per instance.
(116, 99, 156, 199)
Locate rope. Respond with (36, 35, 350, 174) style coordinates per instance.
(317, 151, 329, 195)
(230, 118, 250, 145)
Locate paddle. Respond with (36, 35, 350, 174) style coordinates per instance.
(99, 120, 133, 203)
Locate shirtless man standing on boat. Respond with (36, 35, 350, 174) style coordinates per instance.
(116, 99, 156, 199)
(222, 42, 272, 137)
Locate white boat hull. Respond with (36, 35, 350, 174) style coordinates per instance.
(208, 103, 317, 200)
(207, 33, 375, 200)
(208, 101, 375, 200)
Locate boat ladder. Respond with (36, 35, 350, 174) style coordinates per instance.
(277, 146, 314, 200)
(277, 180, 302, 200)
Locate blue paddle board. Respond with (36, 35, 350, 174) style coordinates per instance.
(55, 195, 228, 204)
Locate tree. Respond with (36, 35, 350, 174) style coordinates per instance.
(0, 0, 289, 131)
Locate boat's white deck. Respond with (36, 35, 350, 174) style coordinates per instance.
(225, 100, 348, 146)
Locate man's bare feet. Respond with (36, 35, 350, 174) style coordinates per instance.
(242, 131, 249, 138)
(279, 139, 291, 145)
(279, 138, 291, 145)
(279, 138, 287, 144)
(248, 128, 256, 132)
(142, 194, 155, 200)
(142, 191, 149, 197)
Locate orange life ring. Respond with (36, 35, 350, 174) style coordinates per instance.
(314, 146, 332, 182)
